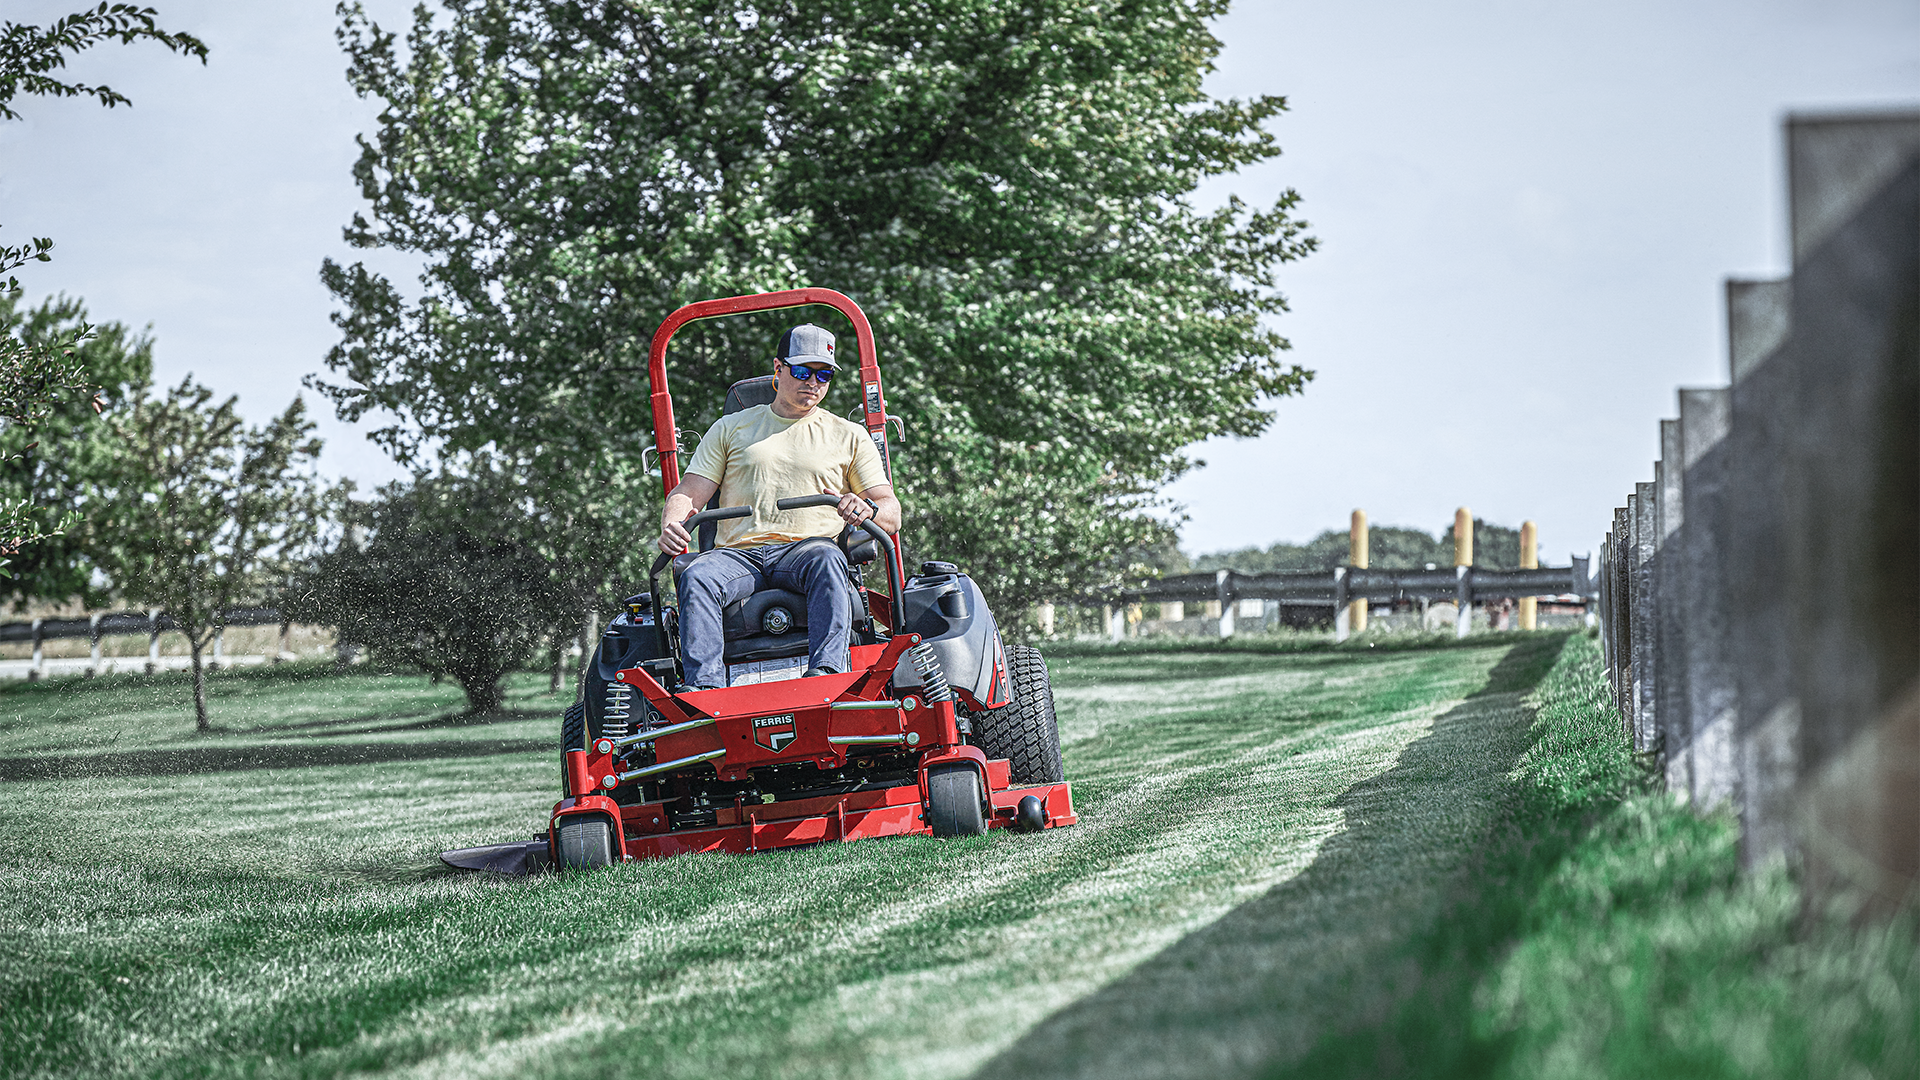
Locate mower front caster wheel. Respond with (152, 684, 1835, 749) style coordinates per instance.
(926, 764, 988, 838)
(555, 816, 616, 870)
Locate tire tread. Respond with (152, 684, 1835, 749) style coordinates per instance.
(969, 644, 1064, 784)
(561, 699, 587, 752)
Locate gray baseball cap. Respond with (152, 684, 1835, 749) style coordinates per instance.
(775, 323, 840, 370)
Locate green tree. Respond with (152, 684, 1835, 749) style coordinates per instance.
(286, 463, 587, 714)
(0, 317, 90, 566)
(1191, 529, 1375, 573)
(1, 5, 206, 567)
(100, 380, 327, 731)
(0, 293, 153, 606)
(315, 0, 1314, 620)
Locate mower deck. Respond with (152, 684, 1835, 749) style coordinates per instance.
(549, 637, 1075, 863)
(566, 769, 1075, 860)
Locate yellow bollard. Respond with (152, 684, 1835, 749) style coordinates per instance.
(1349, 509, 1369, 633)
(1519, 520, 1538, 631)
(1452, 508, 1474, 639)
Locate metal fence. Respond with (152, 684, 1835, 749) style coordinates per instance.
(1598, 107, 1920, 914)
(1090, 563, 1593, 641)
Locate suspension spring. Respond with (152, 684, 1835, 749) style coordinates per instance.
(602, 682, 634, 740)
(908, 640, 953, 704)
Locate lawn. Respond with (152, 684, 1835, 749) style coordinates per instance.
(0, 637, 1565, 1078)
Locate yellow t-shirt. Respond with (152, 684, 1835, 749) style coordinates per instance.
(684, 405, 889, 548)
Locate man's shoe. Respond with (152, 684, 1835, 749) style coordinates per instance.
(683, 683, 725, 692)
(803, 667, 838, 678)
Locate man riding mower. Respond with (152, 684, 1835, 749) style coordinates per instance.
(544, 288, 1075, 868)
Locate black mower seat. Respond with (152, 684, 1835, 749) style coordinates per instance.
(724, 375, 776, 414)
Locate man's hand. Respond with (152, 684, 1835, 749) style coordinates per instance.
(658, 516, 692, 556)
(659, 474, 719, 556)
(827, 488, 878, 527)
(826, 485, 901, 533)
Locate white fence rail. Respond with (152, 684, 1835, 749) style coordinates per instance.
(0, 608, 289, 680)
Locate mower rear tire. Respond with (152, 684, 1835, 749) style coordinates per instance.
(969, 644, 1064, 784)
(925, 764, 987, 838)
(561, 699, 587, 752)
(555, 816, 616, 870)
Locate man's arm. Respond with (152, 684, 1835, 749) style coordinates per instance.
(658, 473, 721, 555)
(828, 483, 901, 534)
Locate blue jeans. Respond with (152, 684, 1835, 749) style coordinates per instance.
(676, 539, 854, 688)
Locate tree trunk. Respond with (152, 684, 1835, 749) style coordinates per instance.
(189, 634, 211, 732)
(459, 672, 505, 715)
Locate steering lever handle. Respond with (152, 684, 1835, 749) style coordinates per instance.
(650, 504, 753, 574)
(774, 494, 841, 511)
(776, 492, 887, 548)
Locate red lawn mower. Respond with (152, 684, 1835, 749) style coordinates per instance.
(541, 288, 1075, 868)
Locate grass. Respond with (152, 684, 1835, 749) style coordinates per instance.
(1269, 632, 1920, 1080)
(0, 635, 1556, 1078)
(3, 633, 1912, 1078)
(1040, 627, 1543, 660)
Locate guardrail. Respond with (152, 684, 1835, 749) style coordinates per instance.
(1599, 107, 1920, 914)
(1088, 560, 1594, 642)
(2, 607, 288, 679)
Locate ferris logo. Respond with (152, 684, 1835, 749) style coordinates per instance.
(753, 713, 797, 752)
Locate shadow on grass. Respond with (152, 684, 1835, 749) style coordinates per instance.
(1470, 633, 1568, 697)
(1054, 645, 1498, 687)
(977, 634, 1573, 1080)
(0, 736, 552, 781)
(1043, 630, 1562, 661)
(247, 706, 554, 739)
(1054, 634, 1571, 697)
(0, 659, 345, 699)
(0, 661, 571, 702)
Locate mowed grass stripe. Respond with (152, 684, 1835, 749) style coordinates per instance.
(381, 649, 1503, 1080)
(0, 639, 1559, 1079)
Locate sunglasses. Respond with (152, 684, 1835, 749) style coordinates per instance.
(781, 360, 835, 384)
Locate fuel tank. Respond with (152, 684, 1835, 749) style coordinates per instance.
(891, 562, 1012, 710)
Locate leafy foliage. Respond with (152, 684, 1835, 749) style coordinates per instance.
(0, 3, 207, 121)
(0, 233, 55, 296)
(98, 380, 329, 730)
(0, 293, 150, 605)
(0, 319, 93, 571)
(316, 0, 1315, 618)
(285, 464, 588, 713)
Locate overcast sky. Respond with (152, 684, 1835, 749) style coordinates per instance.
(4, 0, 1919, 563)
